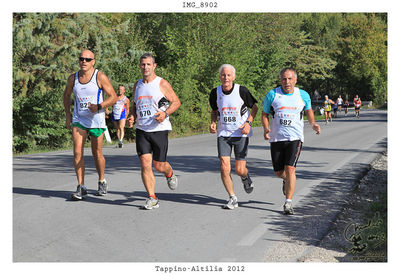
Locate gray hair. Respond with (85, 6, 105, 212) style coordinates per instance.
(279, 67, 297, 79)
(219, 64, 236, 75)
(140, 52, 156, 64)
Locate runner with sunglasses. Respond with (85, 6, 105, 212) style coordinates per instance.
(63, 49, 117, 200)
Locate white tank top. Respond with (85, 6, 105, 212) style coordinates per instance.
(269, 87, 305, 142)
(72, 69, 106, 128)
(134, 76, 172, 132)
(216, 84, 251, 137)
(112, 96, 127, 119)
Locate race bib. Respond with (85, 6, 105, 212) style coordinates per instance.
(220, 107, 240, 130)
(137, 97, 156, 126)
(278, 113, 296, 127)
(77, 96, 95, 114)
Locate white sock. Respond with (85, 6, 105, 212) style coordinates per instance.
(285, 199, 292, 203)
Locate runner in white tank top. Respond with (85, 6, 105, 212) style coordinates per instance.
(127, 53, 181, 210)
(209, 64, 258, 209)
(63, 49, 117, 201)
(72, 69, 106, 129)
(134, 76, 172, 132)
(110, 85, 130, 147)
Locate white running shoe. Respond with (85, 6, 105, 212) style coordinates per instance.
(283, 201, 294, 215)
(223, 195, 238, 210)
(142, 197, 160, 210)
(167, 173, 178, 190)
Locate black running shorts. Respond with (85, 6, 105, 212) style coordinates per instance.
(270, 140, 303, 172)
(135, 129, 169, 162)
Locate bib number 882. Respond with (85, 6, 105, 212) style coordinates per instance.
(280, 119, 292, 126)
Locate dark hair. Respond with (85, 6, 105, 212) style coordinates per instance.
(280, 67, 297, 79)
(140, 52, 156, 63)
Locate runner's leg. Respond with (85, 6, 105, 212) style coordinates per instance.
(119, 119, 126, 142)
(220, 156, 234, 196)
(113, 121, 120, 141)
(284, 165, 296, 200)
(153, 160, 172, 177)
(140, 153, 156, 197)
(72, 127, 88, 185)
(91, 132, 105, 181)
(235, 160, 248, 178)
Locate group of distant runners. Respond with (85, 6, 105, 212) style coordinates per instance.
(63, 50, 322, 215)
(322, 94, 362, 124)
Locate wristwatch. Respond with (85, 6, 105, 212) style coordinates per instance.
(246, 120, 252, 126)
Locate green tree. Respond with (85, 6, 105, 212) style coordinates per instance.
(335, 13, 387, 104)
(12, 13, 143, 153)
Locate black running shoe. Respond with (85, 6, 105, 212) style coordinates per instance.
(241, 174, 254, 194)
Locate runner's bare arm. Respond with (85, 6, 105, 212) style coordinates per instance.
(63, 74, 75, 129)
(127, 82, 138, 128)
(261, 111, 270, 140)
(125, 96, 130, 117)
(210, 110, 218, 133)
(156, 79, 181, 122)
(240, 103, 258, 135)
(89, 71, 117, 113)
(305, 109, 321, 134)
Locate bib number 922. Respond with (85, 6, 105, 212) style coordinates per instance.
(280, 119, 292, 126)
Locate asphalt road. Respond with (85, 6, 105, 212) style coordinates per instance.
(13, 109, 387, 262)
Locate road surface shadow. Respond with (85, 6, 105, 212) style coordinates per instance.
(13, 186, 274, 211)
(261, 137, 387, 259)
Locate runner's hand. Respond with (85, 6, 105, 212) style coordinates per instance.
(65, 114, 72, 130)
(240, 122, 251, 135)
(127, 115, 135, 128)
(210, 122, 217, 133)
(312, 123, 321, 135)
(264, 128, 270, 140)
(154, 111, 167, 123)
(88, 102, 98, 113)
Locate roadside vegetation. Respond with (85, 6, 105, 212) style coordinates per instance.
(13, 13, 387, 154)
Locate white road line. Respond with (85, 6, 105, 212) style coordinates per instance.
(237, 223, 269, 247)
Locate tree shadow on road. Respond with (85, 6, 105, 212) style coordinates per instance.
(261, 138, 387, 261)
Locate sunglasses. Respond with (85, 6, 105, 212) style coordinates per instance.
(79, 57, 94, 62)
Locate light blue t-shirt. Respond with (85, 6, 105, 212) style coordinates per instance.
(263, 87, 311, 114)
(262, 86, 311, 142)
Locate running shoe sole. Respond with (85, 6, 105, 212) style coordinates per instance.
(167, 174, 178, 190)
(223, 203, 238, 210)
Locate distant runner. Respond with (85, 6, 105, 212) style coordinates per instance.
(354, 95, 362, 118)
(344, 97, 349, 116)
(111, 85, 130, 148)
(323, 95, 335, 124)
(336, 95, 343, 114)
